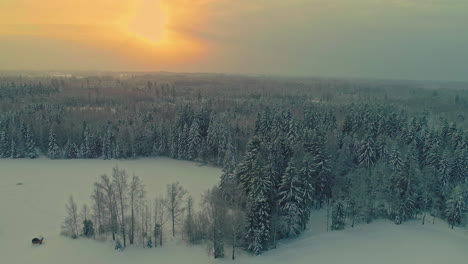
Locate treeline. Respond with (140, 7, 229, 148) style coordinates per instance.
(0, 105, 237, 167)
(0, 82, 59, 100)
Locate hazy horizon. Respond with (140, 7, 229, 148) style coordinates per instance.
(1, 0, 468, 81)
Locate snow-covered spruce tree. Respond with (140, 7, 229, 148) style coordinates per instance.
(313, 146, 333, 208)
(358, 135, 376, 170)
(47, 126, 61, 159)
(298, 153, 315, 229)
(278, 162, 303, 237)
(451, 149, 466, 184)
(24, 126, 38, 158)
(358, 135, 377, 223)
(391, 157, 417, 224)
(269, 131, 293, 186)
(114, 239, 123, 251)
(64, 140, 78, 159)
(10, 139, 19, 158)
(389, 145, 404, 172)
(376, 137, 389, 161)
(82, 219, 94, 238)
(247, 190, 271, 256)
(82, 123, 100, 158)
(438, 149, 452, 189)
(141, 123, 156, 156)
(445, 185, 465, 229)
(248, 167, 272, 255)
(0, 128, 10, 158)
(236, 136, 262, 193)
(331, 200, 346, 230)
(146, 238, 153, 248)
(102, 122, 115, 160)
(219, 134, 238, 200)
(237, 136, 272, 255)
(188, 119, 202, 160)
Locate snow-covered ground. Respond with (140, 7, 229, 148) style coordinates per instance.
(0, 158, 467, 264)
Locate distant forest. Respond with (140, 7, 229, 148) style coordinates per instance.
(1, 72, 467, 256)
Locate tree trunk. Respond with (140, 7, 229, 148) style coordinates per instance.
(120, 197, 126, 247)
(160, 227, 163, 246)
(172, 210, 175, 237)
(421, 212, 426, 225)
(232, 236, 235, 260)
(326, 201, 331, 232)
(130, 198, 134, 244)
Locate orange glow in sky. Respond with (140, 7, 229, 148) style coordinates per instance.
(0, 0, 210, 67)
(1, 0, 467, 81)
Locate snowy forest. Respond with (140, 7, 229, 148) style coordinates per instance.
(0, 72, 467, 257)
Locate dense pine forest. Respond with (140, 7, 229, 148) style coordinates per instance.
(1, 72, 467, 257)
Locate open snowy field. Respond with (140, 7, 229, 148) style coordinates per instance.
(0, 158, 467, 264)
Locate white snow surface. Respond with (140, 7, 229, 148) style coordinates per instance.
(1, 158, 467, 264)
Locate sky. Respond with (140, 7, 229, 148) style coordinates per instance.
(0, 0, 467, 81)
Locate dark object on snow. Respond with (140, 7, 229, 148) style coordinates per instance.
(32, 236, 44, 245)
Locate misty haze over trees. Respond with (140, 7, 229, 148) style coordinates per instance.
(0, 72, 467, 257)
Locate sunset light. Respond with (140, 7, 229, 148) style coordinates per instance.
(0, 0, 467, 80)
(128, 0, 166, 44)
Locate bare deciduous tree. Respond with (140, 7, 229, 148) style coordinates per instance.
(99, 174, 118, 241)
(112, 166, 129, 248)
(62, 195, 80, 238)
(91, 182, 105, 237)
(203, 186, 226, 259)
(226, 207, 245, 260)
(165, 182, 187, 237)
(129, 173, 145, 244)
(154, 197, 166, 247)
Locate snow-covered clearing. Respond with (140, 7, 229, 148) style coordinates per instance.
(0, 158, 467, 264)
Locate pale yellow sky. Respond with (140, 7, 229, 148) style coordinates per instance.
(1, 0, 467, 81)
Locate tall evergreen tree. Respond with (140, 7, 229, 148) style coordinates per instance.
(298, 154, 315, 229)
(445, 185, 466, 229)
(392, 158, 416, 224)
(358, 136, 376, 169)
(64, 140, 78, 159)
(237, 137, 272, 255)
(313, 147, 333, 208)
(10, 138, 19, 158)
(0, 128, 10, 158)
(331, 200, 346, 230)
(188, 119, 202, 160)
(48, 126, 61, 159)
(24, 126, 38, 158)
(278, 162, 303, 237)
(438, 150, 452, 189)
(102, 123, 115, 160)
